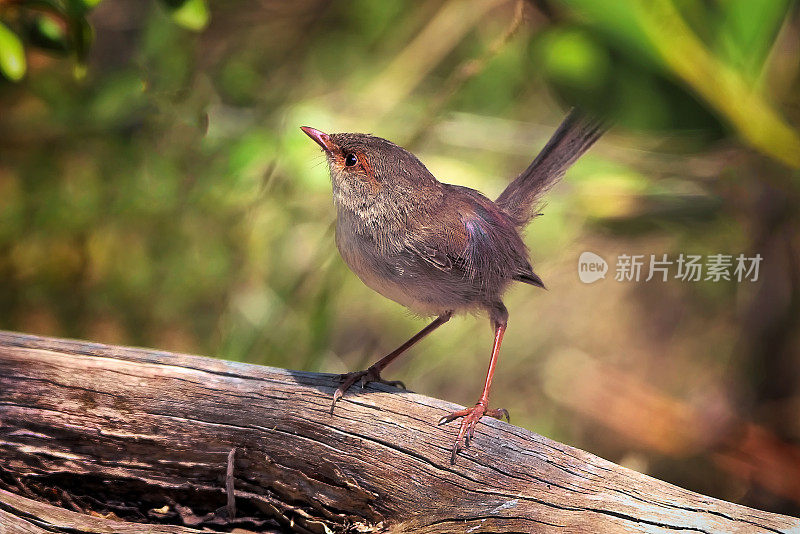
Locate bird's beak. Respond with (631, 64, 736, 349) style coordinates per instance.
(300, 126, 334, 153)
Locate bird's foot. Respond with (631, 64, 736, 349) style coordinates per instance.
(330, 367, 405, 414)
(438, 403, 509, 464)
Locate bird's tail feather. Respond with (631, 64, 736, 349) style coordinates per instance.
(496, 109, 606, 227)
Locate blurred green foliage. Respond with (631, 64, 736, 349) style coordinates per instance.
(0, 0, 208, 81)
(1, 0, 800, 516)
(537, 0, 800, 167)
(0, 21, 26, 80)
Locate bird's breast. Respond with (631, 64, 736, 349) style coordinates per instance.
(334, 215, 461, 316)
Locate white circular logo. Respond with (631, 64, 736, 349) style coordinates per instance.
(578, 252, 608, 284)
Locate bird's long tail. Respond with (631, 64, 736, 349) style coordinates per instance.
(495, 109, 606, 227)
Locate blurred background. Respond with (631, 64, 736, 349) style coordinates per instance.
(1, 0, 799, 518)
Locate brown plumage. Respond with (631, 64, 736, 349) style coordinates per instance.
(301, 109, 605, 463)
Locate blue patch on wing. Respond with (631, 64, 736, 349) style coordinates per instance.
(462, 213, 498, 283)
(464, 218, 487, 239)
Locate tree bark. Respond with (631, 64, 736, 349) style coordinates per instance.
(0, 331, 797, 533)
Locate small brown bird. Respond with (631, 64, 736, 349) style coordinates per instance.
(301, 110, 604, 463)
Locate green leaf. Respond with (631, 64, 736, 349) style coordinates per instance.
(557, 0, 662, 67)
(170, 0, 209, 32)
(0, 22, 26, 81)
(540, 28, 610, 92)
(38, 15, 64, 42)
(29, 14, 69, 54)
(717, 0, 790, 80)
(634, 0, 800, 168)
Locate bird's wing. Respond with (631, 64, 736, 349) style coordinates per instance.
(404, 186, 534, 285)
(405, 240, 453, 272)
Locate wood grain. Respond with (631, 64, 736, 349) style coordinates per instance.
(0, 331, 798, 533)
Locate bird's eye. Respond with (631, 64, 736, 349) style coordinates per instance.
(344, 153, 358, 167)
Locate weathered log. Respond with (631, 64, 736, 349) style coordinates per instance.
(0, 331, 798, 533)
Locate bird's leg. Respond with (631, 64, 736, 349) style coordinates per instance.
(331, 311, 452, 413)
(439, 319, 509, 464)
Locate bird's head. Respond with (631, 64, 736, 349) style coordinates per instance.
(300, 126, 441, 214)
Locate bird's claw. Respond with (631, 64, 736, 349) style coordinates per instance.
(330, 368, 405, 414)
(438, 403, 510, 464)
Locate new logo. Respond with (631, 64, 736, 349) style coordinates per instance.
(578, 252, 608, 284)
